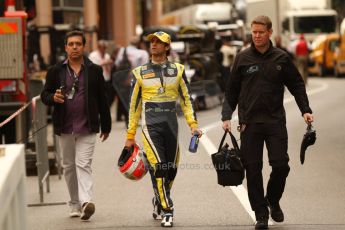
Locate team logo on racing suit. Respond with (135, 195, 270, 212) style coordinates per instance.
(247, 65, 259, 74)
(164, 67, 177, 77)
(167, 68, 175, 76)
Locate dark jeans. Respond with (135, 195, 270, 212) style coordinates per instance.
(240, 123, 290, 216)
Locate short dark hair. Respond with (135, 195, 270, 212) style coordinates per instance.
(64, 30, 86, 45)
(251, 15, 272, 30)
(166, 44, 171, 56)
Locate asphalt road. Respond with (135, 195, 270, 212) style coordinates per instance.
(25, 77, 345, 230)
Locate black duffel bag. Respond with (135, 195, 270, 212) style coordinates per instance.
(211, 131, 244, 186)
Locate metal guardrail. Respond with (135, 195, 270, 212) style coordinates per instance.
(31, 95, 50, 203)
(27, 79, 64, 206)
(27, 94, 65, 207)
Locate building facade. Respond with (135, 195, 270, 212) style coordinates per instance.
(31, 0, 162, 66)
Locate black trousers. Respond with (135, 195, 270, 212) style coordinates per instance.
(240, 123, 290, 216)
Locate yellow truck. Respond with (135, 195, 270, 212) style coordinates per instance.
(308, 33, 339, 77)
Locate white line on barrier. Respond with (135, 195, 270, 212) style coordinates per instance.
(0, 101, 31, 128)
(0, 96, 42, 129)
(199, 80, 328, 224)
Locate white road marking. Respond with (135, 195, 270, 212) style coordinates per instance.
(199, 80, 328, 223)
(200, 133, 257, 222)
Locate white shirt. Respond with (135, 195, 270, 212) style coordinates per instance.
(115, 45, 149, 68)
(220, 45, 237, 67)
(89, 50, 112, 81)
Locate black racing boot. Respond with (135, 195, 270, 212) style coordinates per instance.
(255, 215, 268, 229)
(266, 197, 284, 222)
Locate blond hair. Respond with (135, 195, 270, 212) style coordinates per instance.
(251, 15, 272, 30)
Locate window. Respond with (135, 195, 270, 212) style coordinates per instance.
(63, 0, 83, 7)
(52, 0, 60, 7)
(293, 16, 336, 34)
(52, 0, 83, 24)
(52, 0, 83, 10)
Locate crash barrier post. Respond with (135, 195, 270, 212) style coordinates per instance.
(31, 95, 50, 203)
(53, 134, 63, 180)
(0, 145, 27, 230)
(29, 78, 63, 180)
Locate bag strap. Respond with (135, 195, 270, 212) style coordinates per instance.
(122, 47, 129, 61)
(229, 132, 240, 150)
(217, 131, 240, 152)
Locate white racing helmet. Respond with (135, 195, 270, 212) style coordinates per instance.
(118, 144, 149, 180)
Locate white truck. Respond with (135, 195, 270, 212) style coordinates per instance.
(246, 0, 338, 47)
(159, 2, 236, 26)
(159, 2, 245, 44)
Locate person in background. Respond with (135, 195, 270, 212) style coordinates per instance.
(115, 36, 149, 70)
(214, 37, 224, 91)
(89, 40, 115, 105)
(41, 30, 111, 221)
(274, 35, 293, 58)
(220, 38, 237, 90)
(240, 34, 252, 51)
(124, 31, 202, 227)
(222, 16, 313, 229)
(110, 44, 126, 122)
(295, 34, 309, 84)
(114, 36, 150, 127)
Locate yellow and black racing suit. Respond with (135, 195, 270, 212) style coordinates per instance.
(127, 61, 197, 213)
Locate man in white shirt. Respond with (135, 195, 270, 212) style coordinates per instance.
(115, 36, 149, 69)
(89, 40, 114, 105)
(114, 37, 149, 127)
(221, 40, 237, 69)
